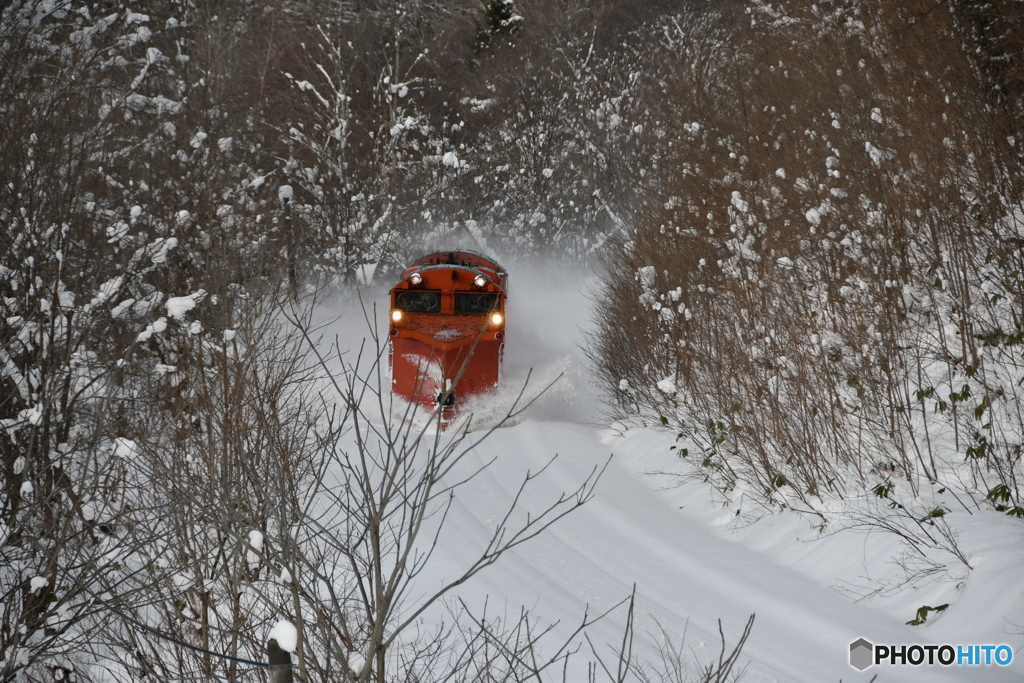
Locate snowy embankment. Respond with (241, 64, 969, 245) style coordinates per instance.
(318, 256, 1024, 681)
(417, 421, 1024, 681)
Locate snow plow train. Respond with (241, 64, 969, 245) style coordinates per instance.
(388, 251, 507, 425)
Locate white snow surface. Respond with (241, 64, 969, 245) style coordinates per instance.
(314, 255, 1024, 681)
(268, 621, 298, 653)
(111, 437, 139, 459)
(165, 289, 205, 320)
(348, 652, 367, 676)
(656, 377, 677, 394)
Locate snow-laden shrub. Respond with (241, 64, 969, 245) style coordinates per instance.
(593, 1, 1024, 524)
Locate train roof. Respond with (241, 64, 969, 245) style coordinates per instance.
(405, 250, 505, 273)
(399, 250, 508, 290)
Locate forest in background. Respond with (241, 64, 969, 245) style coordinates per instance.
(3, 0, 1024, 680)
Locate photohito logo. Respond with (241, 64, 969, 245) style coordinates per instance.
(849, 638, 1014, 671)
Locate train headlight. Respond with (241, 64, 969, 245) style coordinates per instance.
(490, 312, 503, 326)
(473, 275, 487, 287)
(391, 309, 403, 322)
(409, 273, 423, 285)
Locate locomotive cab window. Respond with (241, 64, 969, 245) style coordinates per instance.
(396, 290, 441, 313)
(455, 292, 499, 314)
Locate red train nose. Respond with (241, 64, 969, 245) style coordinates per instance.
(388, 251, 508, 425)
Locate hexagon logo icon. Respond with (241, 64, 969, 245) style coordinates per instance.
(850, 638, 874, 671)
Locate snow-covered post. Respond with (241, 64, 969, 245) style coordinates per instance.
(267, 621, 297, 682)
(266, 637, 294, 683)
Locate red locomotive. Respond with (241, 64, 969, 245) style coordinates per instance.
(388, 251, 507, 424)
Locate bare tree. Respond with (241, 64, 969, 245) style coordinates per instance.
(593, 0, 1024, 520)
(584, 588, 755, 683)
(0, 3, 202, 677)
(255, 297, 608, 682)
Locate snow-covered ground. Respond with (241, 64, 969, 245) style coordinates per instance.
(318, 254, 1024, 682)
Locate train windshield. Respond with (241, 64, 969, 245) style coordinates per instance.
(396, 290, 441, 313)
(455, 292, 499, 314)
